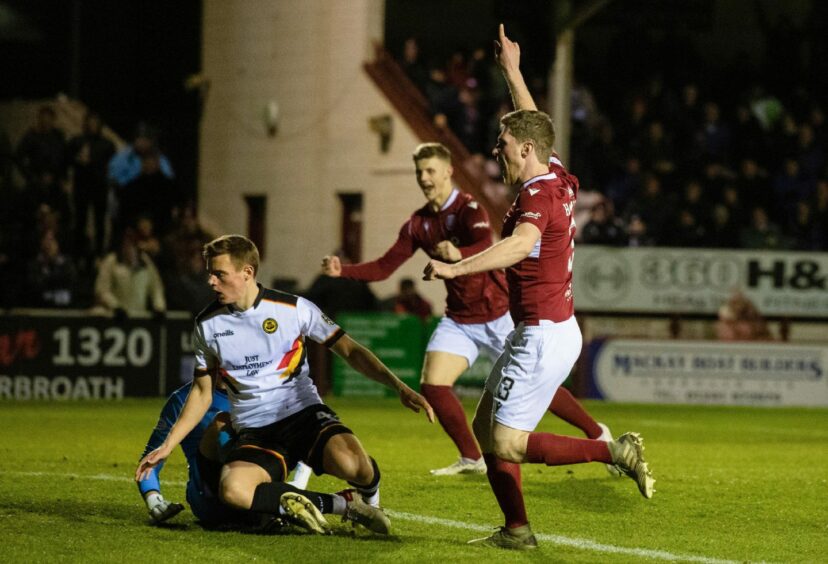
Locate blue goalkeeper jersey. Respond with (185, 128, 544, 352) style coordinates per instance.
(137, 383, 230, 496)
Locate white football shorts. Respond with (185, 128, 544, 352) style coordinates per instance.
(485, 316, 582, 432)
(425, 312, 514, 367)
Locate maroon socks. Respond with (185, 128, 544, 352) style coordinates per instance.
(420, 384, 481, 460)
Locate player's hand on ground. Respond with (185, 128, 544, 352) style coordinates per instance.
(494, 23, 521, 74)
(398, 385, 435, 423)
(321, 255, 342, 277)
(145, 492, 185, 524)
(433, 240, 462, 262)
(135, 444, 172, 482)
(423, 259, 456, 281)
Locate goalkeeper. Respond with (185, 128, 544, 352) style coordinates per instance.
(137, 381, 312, 526)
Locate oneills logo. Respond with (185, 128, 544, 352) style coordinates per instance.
(262, 318, 278, 334)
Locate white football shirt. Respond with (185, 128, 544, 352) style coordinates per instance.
(193, 285, 344, 429)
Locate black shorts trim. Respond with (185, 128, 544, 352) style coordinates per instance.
(224, 444, 288, 482)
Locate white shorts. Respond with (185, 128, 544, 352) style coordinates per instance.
(425, 312, 514, 367)
(485, 316, 582, 432)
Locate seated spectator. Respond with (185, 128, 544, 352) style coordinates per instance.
(581, 200, 626, 246)
(25, 228, 77, 308)
(400, 37, 428, 92)
(716, 291, 771, 341)
(391, 278, 432, 321)
(93, 229, 166, 318)
(133, 215, 161, 261)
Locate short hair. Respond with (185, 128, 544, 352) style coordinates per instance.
(203, 234, 259, 276)
(412, 142, 451, 163)
(500, 110, 555, 162)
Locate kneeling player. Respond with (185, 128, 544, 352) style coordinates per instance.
(136, 234, 434, 535)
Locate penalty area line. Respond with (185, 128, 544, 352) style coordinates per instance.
(4, 470, 744, 563)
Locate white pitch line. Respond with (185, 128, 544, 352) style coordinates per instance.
(3, 470, 744, 563)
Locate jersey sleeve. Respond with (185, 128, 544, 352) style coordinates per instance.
(136, 390, 185, 495)
(514, 188, 553, 233)
(192, 322, 216, 375)
(340, 220, 417, 281)
(458, 201, 495, 258)
(297, 297, 346, 347)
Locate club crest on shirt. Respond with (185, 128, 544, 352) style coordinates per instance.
(445, 214, 456, 231)
(262, 318, 278, 334)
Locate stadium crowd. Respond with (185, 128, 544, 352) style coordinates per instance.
(0, 110, 214, 314)
(397, 34, 828, 251)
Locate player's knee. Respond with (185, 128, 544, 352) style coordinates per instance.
(492, 438, 522, 463)
(219, 478, 252, 510)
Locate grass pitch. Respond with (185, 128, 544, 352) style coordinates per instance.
(0, 397, 825, 563)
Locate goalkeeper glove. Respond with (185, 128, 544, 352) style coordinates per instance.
(145, 492, 185, 523)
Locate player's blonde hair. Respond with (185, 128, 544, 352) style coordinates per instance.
(203, 234, 260, 275)
(412, 142, 451, 163)
(500, 110, 555, 162)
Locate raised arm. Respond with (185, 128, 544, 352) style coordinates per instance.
(331, 334, 434, 423)
(495, 23, 537, 112)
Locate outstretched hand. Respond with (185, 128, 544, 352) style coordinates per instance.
(321, 255, 342, 277)
(399, 385, 435, 423)
(494, 23, 521, 74)
(135, 444, 172, 483)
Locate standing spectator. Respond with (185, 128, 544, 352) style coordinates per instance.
(66, 112, 116, 260)
(108, 123, 174, 188)
(119, 152, 180, 237)
(392, 278, 432, 321)
(15, 105, 65, 187)
(94, 229, 166, 317)
(400, 37, 428, 92)
(740, 207, 788, 250)
(25, 228, 77, 308)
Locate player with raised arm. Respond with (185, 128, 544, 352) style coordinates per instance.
(424, 108, 654, 550)
(137, 235, 434, 536)
(136, 381, 312, 528)
(322, 141, 613, 477)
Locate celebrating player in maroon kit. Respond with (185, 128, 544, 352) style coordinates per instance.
(322, 142, 613, 476)
(424, 107, 655, 550)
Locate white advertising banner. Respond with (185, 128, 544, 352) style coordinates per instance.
(590, 339, 828, 407)
(573, 246, 828, 317)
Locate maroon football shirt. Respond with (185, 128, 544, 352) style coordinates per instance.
(501, 159, 580, 324)
(341, 189, 509, 324)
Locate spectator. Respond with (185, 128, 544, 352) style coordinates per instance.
(162, 239, 215, 317)
(706, 204, 741, 248)
(108, 123, 174, 188)
(624, 172, 672, 244)
(391, 278, 432, 321)
(626, 214, 655, 247)
(581, 200, 626, 246)
(15, 105, 65, 187)
(400, 37, 428, 92)
(739, 206, 788, 250)
(66, 111, 116, 260)
(25, 228, 77, 308)
(119, 151, 180, 237)
(716, 291, 771, 341)
(93, 229, 166, 317)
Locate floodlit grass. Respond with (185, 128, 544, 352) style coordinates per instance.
(0, 398, 825, 562)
